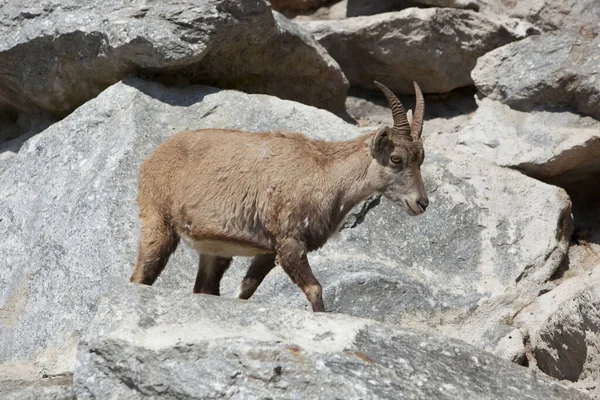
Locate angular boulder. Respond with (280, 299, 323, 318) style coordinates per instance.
(0, 78, 571, 378)
(300, 7, 534, 94)
(456, 98, 600, 187)
(0, 0, 348, 118)
(513, 258, 600, 373)
(533, 285, 600, 382)
(73, 285, 587, 399)
(477, 0, 600, 31)
(472, 30, 600, 119)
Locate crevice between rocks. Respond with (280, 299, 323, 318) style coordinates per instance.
(339, 194, 381, 231)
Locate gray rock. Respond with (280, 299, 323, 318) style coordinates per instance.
(0, 0, 348, 118)
(493, 328, 527, 365)
(0, 375, 74, 400)
(509, 256, 600, 397)
(514, 267, 600, 377)
(456, 98, 600, 187)
(534, 285, 600, 382)
(0, 78, 571, 377)
(346, 0, 479, 17)
(300, 8, 535, 94)
(477, 0, 600, 32)
(74, 285, 588, 400)
(472, 30, 600, 119)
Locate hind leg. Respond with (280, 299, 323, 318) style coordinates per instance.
(238, 253, 277, 300)
(193, 255, 232, 295)
(131, 216, 179, 285)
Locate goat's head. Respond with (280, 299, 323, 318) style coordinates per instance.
(370, 81, 428, 216)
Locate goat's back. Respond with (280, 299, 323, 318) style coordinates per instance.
(137, 129, 340, 250)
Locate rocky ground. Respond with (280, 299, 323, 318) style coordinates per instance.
(1, 0, 599, 399)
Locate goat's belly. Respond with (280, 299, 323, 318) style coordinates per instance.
(182, 237, 271, 257)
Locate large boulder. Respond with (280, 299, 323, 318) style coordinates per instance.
(477, 0, 600, 32)
(300, 8, 535, 94)
(472, 30, 600, 120)
(532, 285, 600, 382)
(0, 78, 571, 378)
(0, 0, 348, 120)
(513, 265, 600, 397)
(74, 285, 587, 399)
(455, 98, 600, 188)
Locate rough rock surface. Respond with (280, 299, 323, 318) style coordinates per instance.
(0, 375, 74, 400)
(0, 0, 348, 118)
(0, 78, 571, 378)
(533, 285, 600, 383)
(511, 263, 600, 395)
(477, 0, 600, 31)
(301, 7, 535, 94)
(74, 285, 587, 400)
(472, 30, 600, 119)
(346, 0, 479, 17)
(455, 98, 600, 187)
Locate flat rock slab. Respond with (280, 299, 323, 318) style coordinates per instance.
(0, 0, 347, 116)
(472, 29, 600, 119)
(456, 98, 600, 187)
(300, 7, 534, 94)
(0, 78, 570, 377)
(73, 285, 587, 400)
(0, 375, 74, 400)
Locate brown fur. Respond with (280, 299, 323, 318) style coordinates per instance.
(131, 86, 428, 312)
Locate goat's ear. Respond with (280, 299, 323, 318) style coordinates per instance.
(406, 109, 413, 126)
(370, 126, 390, 156)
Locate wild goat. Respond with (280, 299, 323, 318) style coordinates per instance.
(131, 81, 428, 312)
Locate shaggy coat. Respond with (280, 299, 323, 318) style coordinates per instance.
(131, 82, 428, 311)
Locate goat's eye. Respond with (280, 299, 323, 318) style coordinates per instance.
(390, 155, 402, 164)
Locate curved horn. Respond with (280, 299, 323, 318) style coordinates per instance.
(374, 81, 410, 136)
(411, 81, 424, 139)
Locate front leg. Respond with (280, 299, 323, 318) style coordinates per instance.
(276, 238, 325, 312)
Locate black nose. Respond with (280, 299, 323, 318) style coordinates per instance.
(417, 197, 429, 211)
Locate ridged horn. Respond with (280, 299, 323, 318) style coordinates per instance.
(411, 81, 424, 139)
(374, 81, 410, 137)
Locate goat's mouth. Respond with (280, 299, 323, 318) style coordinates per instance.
(403, 199, 425, 216)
